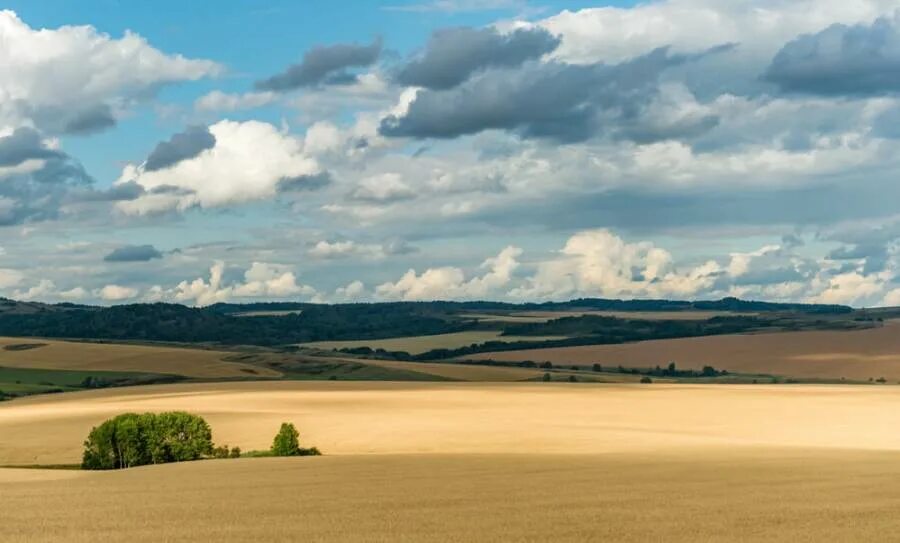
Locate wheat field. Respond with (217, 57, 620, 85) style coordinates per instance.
(5, 381, 900, 541)
(5, 381, 900, 464)
(0, 337, 280, 379)
(5, 450, 900, 542)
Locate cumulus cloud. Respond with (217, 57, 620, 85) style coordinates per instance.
(334, 280, 366, 302)
(395, 26, 560, 89)
(0, 127, 62, 167)
(380, 47, 706, 142)
(537, 0, 896, 65)
(0, 128, 94, 225)
(376, 246, 522, 300)
(0, 10, 220, 135)
(144, 126, 217, 172)
(116, 120, 322, 214)
(104, 244, 163, 263)
(510, 229, 721, 300)
(255, 39, 383, 92)
(98, 284, 138, 301)
(765, 15, 900, 96)
(167, 262, 316, 307)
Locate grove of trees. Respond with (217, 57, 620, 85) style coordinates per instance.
(82, 411, 214, 470)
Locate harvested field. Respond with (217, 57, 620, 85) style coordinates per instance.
(5, 381, 900, 465)
(467, 321, 900, 381)
(300, 331, 566, 355)
(5, 450, 900, 542)
(0, 337, 280, 379)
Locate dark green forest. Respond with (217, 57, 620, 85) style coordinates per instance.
(0, 296, 858, 351)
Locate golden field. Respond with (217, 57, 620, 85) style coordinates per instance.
(467, 321, 900, 381)
(4, 382, 900, 541)
(5, 451, 900, 542)
(0, 337, 280, 379)
(5, 381, 900, 465)
(299, 330, 566, 355)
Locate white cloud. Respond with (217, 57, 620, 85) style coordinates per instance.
(97, 284, 138, 301)
(303, 121, 344, 156)
(0, 10, 220, 132)
(60, 287, 88, 300)
(809, 271, 888, 306)
(537, 0, 896, 65)
(510, 229, 720, 300)
(116, 120, 321, 214)
(14, 279, 57, 300)
(335, 280, 366, 301)
(194, 91, 276, 112)
(882, 287, 900, 307)
(376, 246, 522, 301)
(308, 240, 386, 260)
(168, 261, 316, 307)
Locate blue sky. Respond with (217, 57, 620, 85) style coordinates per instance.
(1, 0, 900, 307)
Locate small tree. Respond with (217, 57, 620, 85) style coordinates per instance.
(592, 364, 602, 372)
(230, 446, 242, 458)
(271, 423, 301, 456)
(542, 372, 552, 382)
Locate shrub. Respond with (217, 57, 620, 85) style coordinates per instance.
(230, 446, 242, 458)
(640, 376, 653, 384)
(542, 372, 551, 382)
(82, 411, 214, 470)
(271, 423, 301, 456)
(270, 422, 321, 457)
(540, 362, 553, 369)
(592, 364, 602, 372)
(568, 375, 578, 382)
(212, 445, 231, 459)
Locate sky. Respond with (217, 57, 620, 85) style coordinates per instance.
(1, 0, 900, 307)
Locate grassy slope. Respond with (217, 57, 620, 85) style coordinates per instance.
(0, 366, 178, 397)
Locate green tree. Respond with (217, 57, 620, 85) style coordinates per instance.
(82, 411, 213, 470)
(542, 372, 552, 382)
(149, 411, 214, 463)
(271, 423, 301, 456)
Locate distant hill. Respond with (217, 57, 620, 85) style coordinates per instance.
(0, 296, 855, 348)
(208, 296, 852, 315)
(0, 298, 92, 316)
